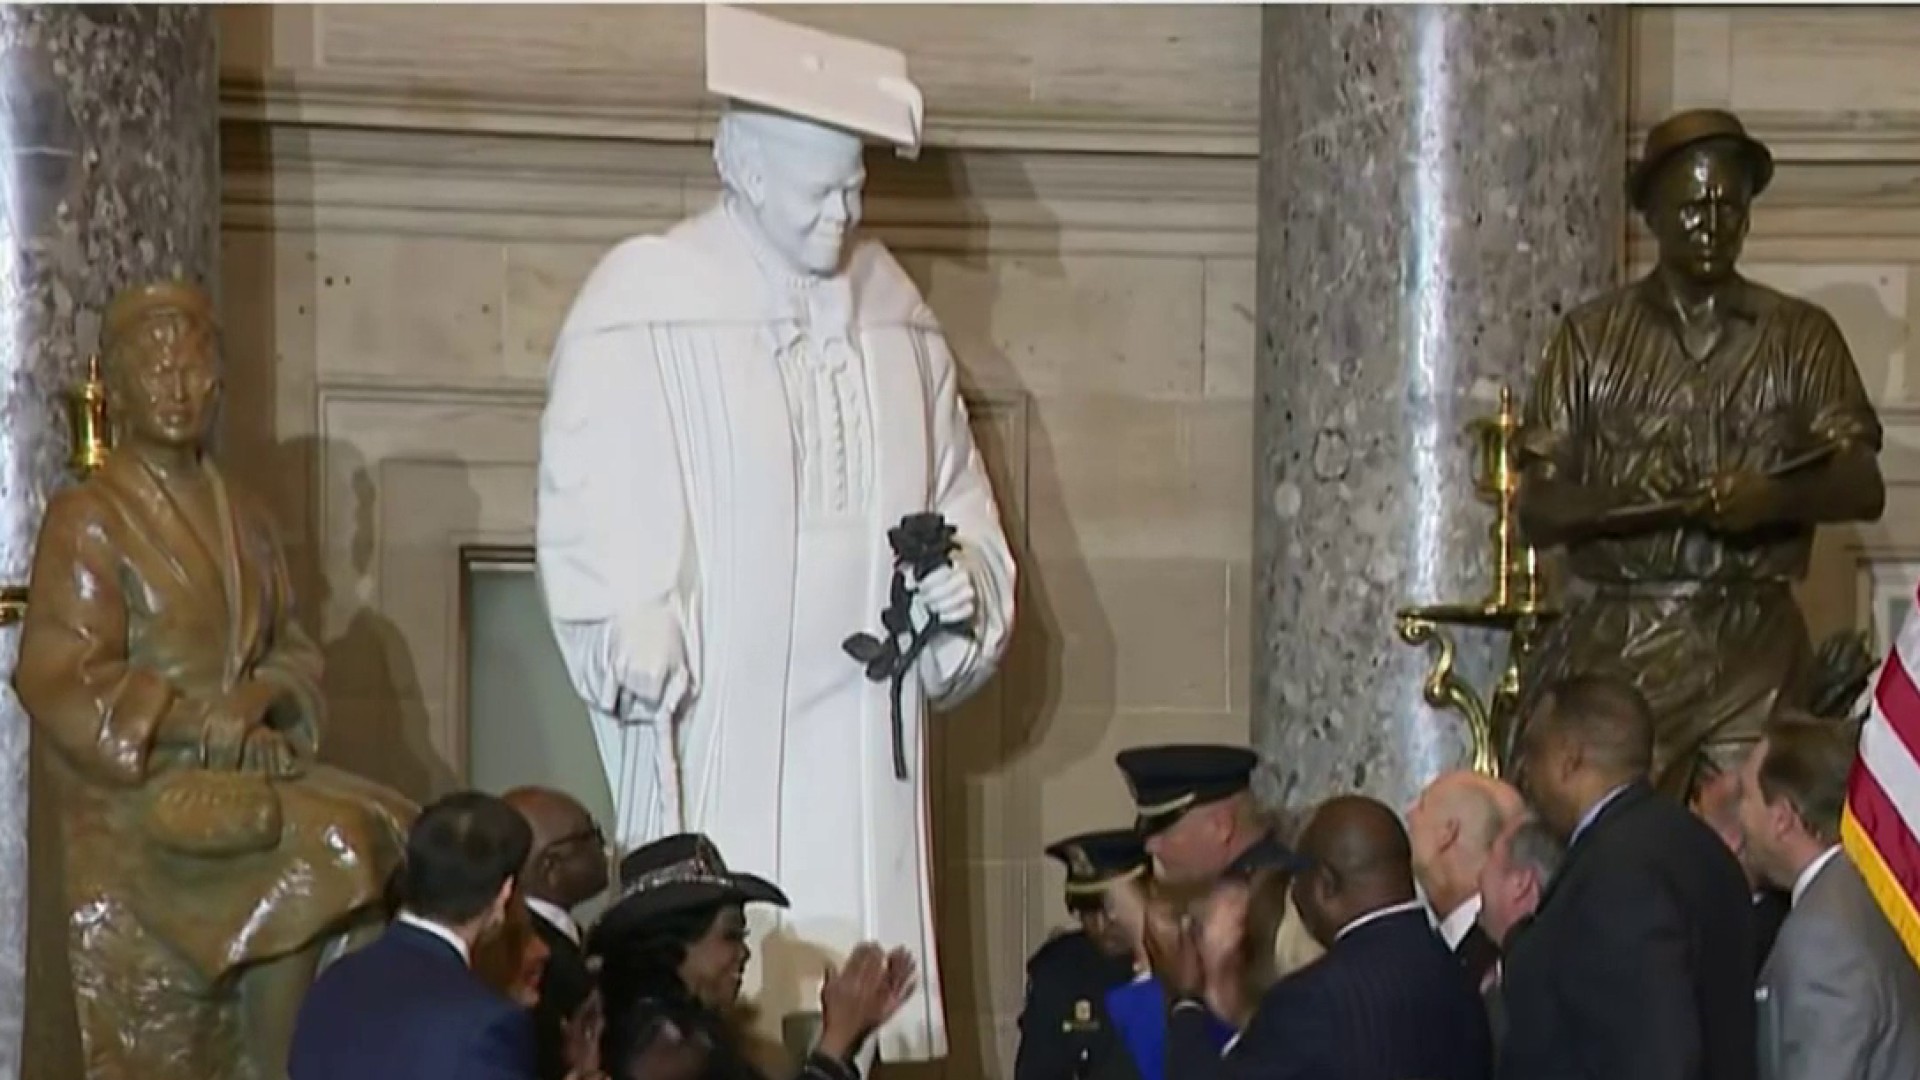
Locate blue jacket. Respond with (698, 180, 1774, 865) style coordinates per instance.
(1106, 974, 1234, 1080)
(290, 921, 536, 1080)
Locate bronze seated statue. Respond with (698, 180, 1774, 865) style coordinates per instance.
(13, 281, 416, 1080)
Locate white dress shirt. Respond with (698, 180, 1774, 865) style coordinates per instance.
(1435, 893, 1484, 950)
(1570, 782, 1633, 848)
(1337, 899, 1430, 941)
(526, 897, 582, 947)
(1790, 845, 1844, 908)
(397, 912, 472, 966)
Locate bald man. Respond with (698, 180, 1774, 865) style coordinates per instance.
(504, 787, 610, 1080)
(1407, 770, 1525, 984)
(1168, 796, 1492, 1080)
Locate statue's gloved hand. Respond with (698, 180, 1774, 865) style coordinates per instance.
(200, 680, 281, 769)
(612, 618, 696, 721)
(907, 551, 978, 631)
(241, 728, 306, 778)
(201, 710, 252, 771)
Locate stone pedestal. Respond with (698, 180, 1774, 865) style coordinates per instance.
(1252, 5, 1623, 811)
(0, 8, 217, 1078)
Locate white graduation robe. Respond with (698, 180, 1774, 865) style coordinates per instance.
(535, 201, 1017, 1062)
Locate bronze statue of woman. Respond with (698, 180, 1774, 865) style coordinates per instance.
(13, 280, 414, 1080)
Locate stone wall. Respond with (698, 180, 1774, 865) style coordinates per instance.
(216, 6, 1920, 1075)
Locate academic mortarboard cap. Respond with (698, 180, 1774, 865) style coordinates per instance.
(706, 4, 924, 159)
(1044, 829, 1147, 897)
(1115, 744, 1259, 836)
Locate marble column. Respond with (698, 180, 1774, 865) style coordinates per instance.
(1253, 6, 1623, 812)
(0, 8, 217, 1078)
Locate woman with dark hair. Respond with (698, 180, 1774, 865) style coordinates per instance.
(591, 834, 914, 1080)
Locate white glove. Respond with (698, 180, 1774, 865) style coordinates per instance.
(611, 618, 695, 721)
(909, 555, 978, 631)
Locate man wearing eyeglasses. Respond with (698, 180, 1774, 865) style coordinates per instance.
(506, 787, 612, 1080)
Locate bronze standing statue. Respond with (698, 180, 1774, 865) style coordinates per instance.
(1515, 109, 1886, 798)
(12, 281, 415, 1079)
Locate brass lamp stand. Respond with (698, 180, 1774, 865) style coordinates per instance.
(0, 354, 113, 626)
(1394, 386, 1557, 776)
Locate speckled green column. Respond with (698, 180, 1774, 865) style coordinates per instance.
(1253, 5, 1623, 811)
(0, 8, 217, 1078)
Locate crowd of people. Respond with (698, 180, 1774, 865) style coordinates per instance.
(1014, 675, 1920, 1080)
(278, 669, 1920, 1080)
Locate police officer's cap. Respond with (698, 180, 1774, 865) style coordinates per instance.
(1114, 744, 1259, 836)
(1044, 829, 1147, 897)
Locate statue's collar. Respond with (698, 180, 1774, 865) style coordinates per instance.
(1634, 271, 1762, 326)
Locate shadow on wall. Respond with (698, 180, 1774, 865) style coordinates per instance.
(1776, 276, 1907, 646)
(867, 144, 1118, 1080)
(217, 119, 453, 805)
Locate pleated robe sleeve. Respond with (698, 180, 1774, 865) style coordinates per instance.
(910, 315, 1017, 708)
(537, 319, 699, 724)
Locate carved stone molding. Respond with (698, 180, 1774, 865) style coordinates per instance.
(220, 120, 1259, 255)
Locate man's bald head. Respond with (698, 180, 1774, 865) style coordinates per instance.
(1302, 796, 1416, 892)
(503, 787, 592, 855)
(504, 786, 607, 908)
(1292, 796, 1417, 946)
(1406, 770, 1525, 916)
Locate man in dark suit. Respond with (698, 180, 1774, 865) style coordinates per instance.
(1502, 675, 1757, 1080)
(1015, 829, 1147, 1080)
(505, 787, 611, 1080)
(1165, 796, 1492, 1080)
(1691, 753, 1793, 973)
(291, 791, 538, 1080)
(1475, 814, 1564, 1057)
(1115, 745, 1303, 886)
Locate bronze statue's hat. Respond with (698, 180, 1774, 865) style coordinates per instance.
(103, 279, 215, 345)
(1627, 108, 1774, 211)
(588, 832, 787, 950)
(1044, 829, 1147, 897)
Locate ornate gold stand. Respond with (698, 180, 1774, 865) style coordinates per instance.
(0, 354, 113, 627)
(1395, 386, 1557, 776)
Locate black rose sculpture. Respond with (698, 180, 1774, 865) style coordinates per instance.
(843, 512, 975, 780)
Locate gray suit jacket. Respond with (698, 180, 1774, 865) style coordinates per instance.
(1757, 853, 1920, 1080)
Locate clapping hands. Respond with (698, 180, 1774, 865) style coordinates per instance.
(817, 943, 918, 1062)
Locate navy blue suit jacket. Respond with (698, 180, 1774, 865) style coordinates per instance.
(290, 922, 535, 1080)
(1170, 907, 1492, 1080)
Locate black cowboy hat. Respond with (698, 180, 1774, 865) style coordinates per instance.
(1627, 108, 1774, 212)
(592, 833, 788, 945)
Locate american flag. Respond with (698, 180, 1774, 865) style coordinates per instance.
(1842, 586, 1920, 968)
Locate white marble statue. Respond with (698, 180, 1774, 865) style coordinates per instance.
(534, 12, 1016, 1062)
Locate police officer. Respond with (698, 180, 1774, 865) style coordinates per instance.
(1115, 744, 1301, 885)
(1014, 829, 1148, 1080)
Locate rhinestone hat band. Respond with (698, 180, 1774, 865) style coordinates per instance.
(617, 837, 740, 903)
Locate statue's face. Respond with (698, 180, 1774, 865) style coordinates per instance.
(1643, 141, 1753, 287)
(114, 308, 219, 450)
(734, 114, 867, 277)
